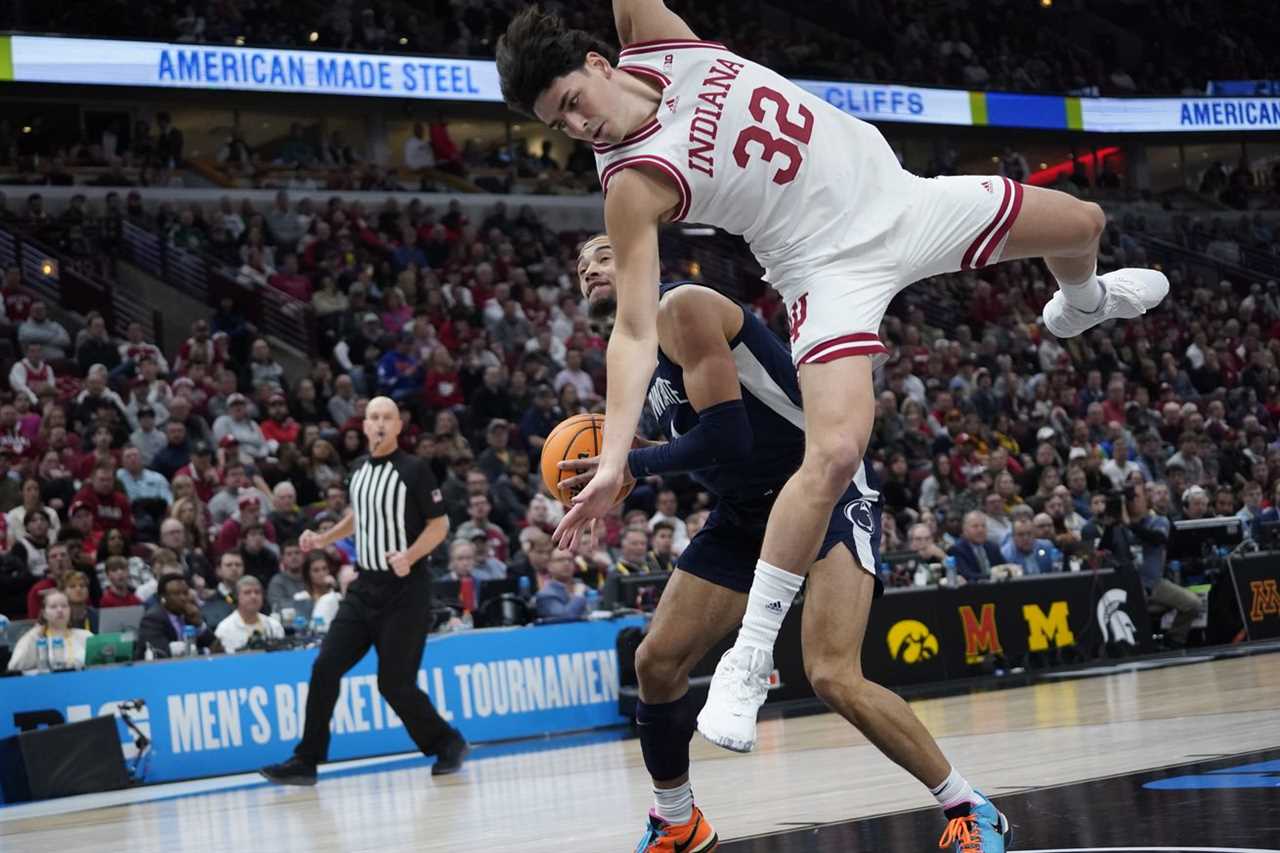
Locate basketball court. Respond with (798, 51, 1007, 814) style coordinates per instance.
(3, 649, 1276, 852)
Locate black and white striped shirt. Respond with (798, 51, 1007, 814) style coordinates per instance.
(347, 450, 446, 573)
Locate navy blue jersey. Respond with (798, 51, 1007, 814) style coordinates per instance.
(648, 283, 880, 505)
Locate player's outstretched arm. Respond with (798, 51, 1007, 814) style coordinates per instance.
(613, 0, 697, 47)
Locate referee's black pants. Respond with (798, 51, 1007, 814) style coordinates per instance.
(295, 570, 452, 765)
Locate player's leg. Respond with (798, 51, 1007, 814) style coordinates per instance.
(803, 545, 1010, 853)
(372, 582, 466, 775)
(261, 594, 375, 783)
(634, 568, 744, 852)
(698, 355, 876, 752)
(982, 180, 1167, 338)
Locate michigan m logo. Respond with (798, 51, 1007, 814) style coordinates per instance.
(1023, 601, 1076, 652)
(959, 604, 1003, 664)
(1250, 579, 1280, 622)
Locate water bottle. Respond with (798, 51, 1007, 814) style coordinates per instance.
(312, 616, 326, 636)
(50, 635, 67, 671)
(35, 637, 50, 674)
(517, 575, 531, 600)
(944, 556, 958, 588)
(0, 613, 10, 639)
(913, 563, 931, 588)
(585, 587, 600, 613)
(183, 625, 197, 657)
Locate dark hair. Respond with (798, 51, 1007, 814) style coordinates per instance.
(496, 6, 616, 117)
(158, 574, 187, 598)
(652, 520, 675, 535)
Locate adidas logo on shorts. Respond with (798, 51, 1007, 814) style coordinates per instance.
(765, 600, 784, 614)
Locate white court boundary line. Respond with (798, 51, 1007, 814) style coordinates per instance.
(0, 749, 422, 823)
(1020, 848, 1280, 853)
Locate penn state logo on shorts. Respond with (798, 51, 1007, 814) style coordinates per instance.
(842, 499, 875, 535)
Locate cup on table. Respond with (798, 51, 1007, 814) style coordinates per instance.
(169, 640, 187, 658)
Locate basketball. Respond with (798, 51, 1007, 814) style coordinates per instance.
(540, 413, 635, 507)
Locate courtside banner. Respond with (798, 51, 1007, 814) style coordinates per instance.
(1, 35, 503, 101)
(0, 616, 642, 793)
(1080, 96, 1280, 132)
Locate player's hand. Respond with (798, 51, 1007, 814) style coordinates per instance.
(299, 530, 322, 552)
(553, 465, 624, 552)
(387, 551, 413, 577)
(556, 454, 636, 494)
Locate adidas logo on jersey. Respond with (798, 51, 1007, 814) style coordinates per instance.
(666, 96, 680, 113)
(981, 179, 993, 194)
(765, 600, 784, 614)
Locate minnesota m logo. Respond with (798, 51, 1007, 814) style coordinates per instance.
(1023, 601, 1076, 652)
(959, 604, 1003, 664)
(1250, 579, 1280, 622)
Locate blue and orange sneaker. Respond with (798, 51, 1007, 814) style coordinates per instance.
(938, 792, 1011, 853)
(634, 805, 718, 853)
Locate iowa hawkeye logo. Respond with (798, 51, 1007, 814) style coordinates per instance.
(887, 619, 939, 664)
(1250, 579, 1280, 622)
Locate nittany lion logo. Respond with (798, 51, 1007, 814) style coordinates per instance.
(887, 619, 939, 664)
(843, 498, 875, 535)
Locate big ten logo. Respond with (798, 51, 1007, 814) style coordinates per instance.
(887, 619, 939, 664)
(1023, 601, 1076, 652)
(1249, 579, 1280, 622)
(958, 604, 1003, 664)
(66, 700, 150, 758)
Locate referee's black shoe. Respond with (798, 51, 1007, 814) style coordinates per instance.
(260, 756, 318, 786)
(431, 729, 470, 777)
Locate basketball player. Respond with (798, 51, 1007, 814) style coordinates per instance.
(559, 235, 1004, 853)
(498, 7, 1165, 849)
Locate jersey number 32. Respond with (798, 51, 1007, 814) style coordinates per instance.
(731, 86, 814, 186)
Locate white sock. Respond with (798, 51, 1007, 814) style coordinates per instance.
(930, 766, 980, 811)
(654, 780, 694, 824)
(736, 560, 804, 651)
(1055, 263, 1104, 312)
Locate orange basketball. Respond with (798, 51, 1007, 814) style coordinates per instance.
(540, 413, 635, 507)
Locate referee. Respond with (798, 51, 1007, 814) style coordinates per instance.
(261, 396, 466, 785)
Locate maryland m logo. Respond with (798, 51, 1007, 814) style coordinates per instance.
(959, 604, 1003, 664)
(1250, 579, 1280, 622)
(1023, 601, 1076, 652)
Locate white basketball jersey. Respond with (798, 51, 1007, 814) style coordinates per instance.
(594, 38, 912, 288)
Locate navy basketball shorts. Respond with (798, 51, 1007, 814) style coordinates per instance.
(676, 483, 883, 595)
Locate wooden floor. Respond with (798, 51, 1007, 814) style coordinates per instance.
(4, 654, 1279, 853)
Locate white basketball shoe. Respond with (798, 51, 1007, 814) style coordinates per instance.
(1042, 268, 1169, 339)
(696, 645, 772, 753)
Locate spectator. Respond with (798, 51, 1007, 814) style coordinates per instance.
(260, 393, 300, 449)
(613, 527, 659, 575)
(99, 555, 143, 608)
(946, 511, 1007, 583)
(1182, 485, 1210, 520)
(12, 506, 53, 578)
(1101, 439, 1142, 490)
(377, 333, 424, 403)
(73, 464, 135, 541)
(139, 574, 217, 657)
(649, 521, 677, 573)
(130, 407, 167, 467)
(216, 496, 277, 557)
(454, 493, 509, 562)
(269, 482, 307, 543)
(1237, 481, 1265, 540)
(8, 590, 92, 671)
(213, 394, 270, 463)
(982, 492, 1013, 547)
(239, 524, 280, 586)
(117, 445, 173, 506)
(60, 569, 97, 632)
(119, 321, 169, 374)
(17, 300, 71, 360)
(553, 347, 595, 402)
(215, 576, 284, 653)
(518, 383, 561, 465)
(9, 342, 55, 405)
(467, 532, 508, 581)
(1000, 519, 1062, 575)
(535, 547, 587, 619)
(6, 477, 59, 548)
(25, 541, 70, 618)
(201, 551, 245, 628)
(266, 540, 306, 615)
(477, 419, 513, 482)
(648, 489, 690, 553)
(75, 313, 121, 375)
(403, 122, 434, 172)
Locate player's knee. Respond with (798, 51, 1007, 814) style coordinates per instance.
(1070, 200, 1105, 249)
(803, 440, 866, 497)
(805, 660, 866, 711)
(376, 673, 414, 703)
(635, 640, 689, 695)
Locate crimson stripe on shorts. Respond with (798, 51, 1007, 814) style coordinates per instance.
(798, 333, 887, 365)
(960, 176, 1013, 271)
(600, 155, 692, 221)
(974, 179, 1024, 268)
(619, 39, 727, 56)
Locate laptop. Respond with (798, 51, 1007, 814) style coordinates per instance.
(85, 632, 135, 666)
(97, 605, 145, 635)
